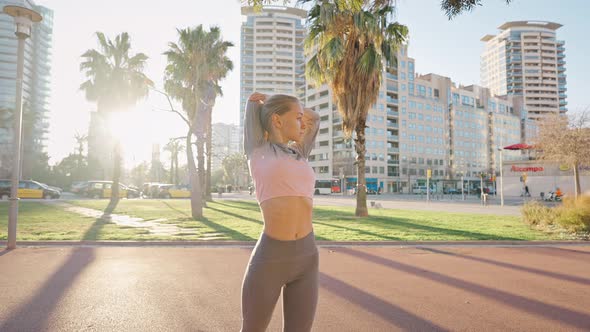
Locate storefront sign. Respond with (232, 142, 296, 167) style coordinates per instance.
(510, 165, 544, 172)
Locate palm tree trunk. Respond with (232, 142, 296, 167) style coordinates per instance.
(186, 127, 202, 219)
(106, 140, 121, 215)
(205, 111, 213, 201)
(197, 135, 206, 206)
(354, 124, 369, 217)
(169, 157, 174, 184)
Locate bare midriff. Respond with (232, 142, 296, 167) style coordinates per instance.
(259, 196, 313, 241)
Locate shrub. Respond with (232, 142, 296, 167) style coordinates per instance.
(521, 201, 556, 227)
(522, 196, 590, 233)
(555, 196, 590, 232)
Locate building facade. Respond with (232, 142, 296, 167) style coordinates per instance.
(211, 122, 240, 171)
(239, 6, 307, 152)
(237, 12, 556, 194)
(0, 0, 53, 178)
(481, 21, 567, 121)
(305, 46, 526, 194)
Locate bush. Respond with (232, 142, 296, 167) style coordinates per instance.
(522, 196, 590, 233)
(521, 201, 556, 227)
(555, 196, 590, 232)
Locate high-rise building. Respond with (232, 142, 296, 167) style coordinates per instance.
(211, 122, 240, 171)
(480, 21, 567, 121)
(239, 6, 307, 152)
(0, 0, 53, 178)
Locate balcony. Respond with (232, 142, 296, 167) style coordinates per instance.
(386, 72, 398, 81)
(387, 135, 399, 141)
(387, 123, 399, 129)
(387, 147, 399, 153)
(386, 97, 399, 104)
(387, 160, 400, 165)
(387, 110, 399, 117)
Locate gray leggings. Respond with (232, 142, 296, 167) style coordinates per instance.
(241, 231, 319, 332)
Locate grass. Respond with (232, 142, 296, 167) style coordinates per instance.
(0, 199, 563, 241)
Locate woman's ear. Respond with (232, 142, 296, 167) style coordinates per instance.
(271, 113, 282, 129)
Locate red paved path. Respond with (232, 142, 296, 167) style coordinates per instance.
(1, 245, 589, 331)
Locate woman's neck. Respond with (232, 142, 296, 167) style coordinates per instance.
(267, 131, 288, 145)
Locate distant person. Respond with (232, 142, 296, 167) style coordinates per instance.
(555, 187, 563, 198)
(240, 92, 320, 331)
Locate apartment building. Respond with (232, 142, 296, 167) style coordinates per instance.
(239, 6, 307, 152)
(481, 21, 567, 121)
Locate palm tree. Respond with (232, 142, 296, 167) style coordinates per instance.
(304, 0, 408, 216)
(74, 132, 88, 169)
(164, 138, 185, 185)
(245, 0, 512, 18)
(164, 25, 233, 218)
(80, 32, 152, 211)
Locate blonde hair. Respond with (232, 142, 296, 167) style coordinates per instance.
(259, 94, 300, 133)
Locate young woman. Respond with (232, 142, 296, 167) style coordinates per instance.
(241, 92, 320, 332)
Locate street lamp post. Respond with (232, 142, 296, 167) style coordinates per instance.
(3, 5, 42, 249)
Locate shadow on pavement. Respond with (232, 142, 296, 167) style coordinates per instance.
(420, 247, 590, 286)
(336, 247, 590, 330)
(319, 272, 449, 331)
(0, 247, 95, 331)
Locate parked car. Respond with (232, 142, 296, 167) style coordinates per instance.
(0, 179, 61, 200)
(70, 181, 88, 194)
(158, 184, 191, 198)
(84, 180, 138, 199)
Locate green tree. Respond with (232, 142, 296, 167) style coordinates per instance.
(80, 32, 152, 212)
(304, 0, 408, 216)
(222, 153, 248, 188)
(164, 138, 185, 185)
(244, 0, 512, 18)
(164, 25, 233, 218)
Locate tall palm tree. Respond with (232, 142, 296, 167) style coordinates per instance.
(245, 0, 512, 18)
(80, 32, 152, 211)
(74, 132, 88, 169)
(304, 0, 408, 216)
(164, 25, 233, 218)
(164, 139, 185, 185)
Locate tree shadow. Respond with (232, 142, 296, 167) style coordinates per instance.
(214, 200, 261, 213)
(0, 248, 14, 257)
(0, 247, 95, 331)
(319, 272, 448, 331)
(160, 200, 192, 218)
(197, 216, 256, 241)
(336, 247, 590, 330)
(313, 206, 523, 240)
(313, 220, 402, 241)
(206, 206, 263, 225)
(420, 247, 590, 286)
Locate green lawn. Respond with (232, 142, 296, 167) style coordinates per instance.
(0, 199, 562, 241)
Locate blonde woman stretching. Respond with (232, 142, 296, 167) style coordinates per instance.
(241, 92, 320, 332)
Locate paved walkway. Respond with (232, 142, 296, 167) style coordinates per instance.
(1, 244, 589, 331)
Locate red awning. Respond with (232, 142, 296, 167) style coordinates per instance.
(503, 143, 534, 150)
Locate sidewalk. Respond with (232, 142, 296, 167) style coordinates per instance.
(1, 244, 589, 331)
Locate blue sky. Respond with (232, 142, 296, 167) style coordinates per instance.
(35, 0, 588, 165)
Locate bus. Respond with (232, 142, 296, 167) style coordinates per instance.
(314, 179, 341, 195)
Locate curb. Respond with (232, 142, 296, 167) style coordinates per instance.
(1, 240, 587, 248)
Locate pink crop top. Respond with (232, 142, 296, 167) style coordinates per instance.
(249, 143, 316, 203)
